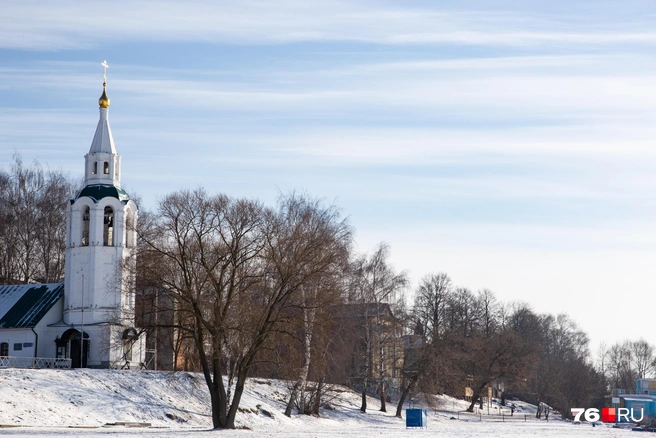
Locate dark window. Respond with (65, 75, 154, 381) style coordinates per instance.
(0, 342, 8, 356)
(92, 162, 97, 175)
(103, 206, 114, 246)
(13, 343, 22, 351)
(82, 206, 90, 246)
(104, 162, 109, 174)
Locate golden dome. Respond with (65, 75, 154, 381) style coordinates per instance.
(98, 83, 110, 108)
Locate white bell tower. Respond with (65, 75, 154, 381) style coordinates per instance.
(62, 61, 142, 368)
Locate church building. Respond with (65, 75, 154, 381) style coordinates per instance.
(0, 64, 145, 369)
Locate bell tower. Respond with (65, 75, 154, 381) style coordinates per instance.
(62, 61, 141, 368)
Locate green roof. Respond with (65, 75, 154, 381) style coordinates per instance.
(0, 283, 64, 328)
(75, 184, 130, 204)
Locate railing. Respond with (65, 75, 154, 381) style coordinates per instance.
(451, 410, 537, 422)
(0, 356, 72, 369)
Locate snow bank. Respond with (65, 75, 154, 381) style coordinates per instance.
(0, 369, 632, 437)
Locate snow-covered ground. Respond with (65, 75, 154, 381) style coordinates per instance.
(0, 369, 634, 437)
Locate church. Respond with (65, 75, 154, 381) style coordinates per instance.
(0, 64, 145, 369)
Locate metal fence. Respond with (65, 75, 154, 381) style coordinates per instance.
(0, 356, 71, 369)
(449, 410, 538, 422)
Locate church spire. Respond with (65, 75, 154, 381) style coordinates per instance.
(89, 60, 115, 155)
(84, 60, 121, 186)
(98, 60, 110, 109)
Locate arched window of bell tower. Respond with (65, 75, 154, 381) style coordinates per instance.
(92, 162, 97, 175)
(104, 162, 109, 174)
(103, 206, 114, 246)
(125, 211, 134, 248)
(82, 206, 90, 246)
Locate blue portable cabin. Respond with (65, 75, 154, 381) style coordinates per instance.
(406, 409, 427, 428)
(619, 395, 656, 423)
(616, 394, 656, 424)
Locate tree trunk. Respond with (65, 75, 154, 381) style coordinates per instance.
(466, 394, 479, 413)
(224, 369, 248, 429)
(311, 376, 324, 416)
(395, 373, 419, 418)
(379, 380, 387, 412)
(285, 288, 315, 416)
(466, 383, 489, 413)
(284, 382, 299, 417)
(378, 341, 386, 412)
(395, 390, 407, 418)
(361, 322, 371, 413)
(195, 316, 228, 429)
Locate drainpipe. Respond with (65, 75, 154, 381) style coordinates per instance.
(31, 327, 38, 358)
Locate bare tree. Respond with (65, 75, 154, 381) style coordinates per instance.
(461, 330, 536, 412)
(281, 195, 352, 416)
(445, 287, 480, 338)
(348, 243, 407, 413)
(606, 341, 635, 392)
(630, 340, 655, 380)
(413, 273, 451, 342)
(393, 273, 452, 418)
(595, 341, 608, 376)
(138, 189, 350, 429)
(535, 313, 605, 419)
(0, 154, 76, 284)
(477, 289, 499, 339)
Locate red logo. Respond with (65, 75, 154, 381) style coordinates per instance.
(573, 407, 643, 423)
(601, 408, 616, 423)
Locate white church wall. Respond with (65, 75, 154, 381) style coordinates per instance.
(85, 152, 121, 186)
(88, 325, 111, 368)
(0, 329, 38, 358)
(107, 325, 146, 369)
(33, 297, 65, 359)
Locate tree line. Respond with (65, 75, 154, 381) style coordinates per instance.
(3, 158, 656, 429)
(408, 273, 606, 418)
(126, 188, 628, 427)
(0, 155, 76, 284)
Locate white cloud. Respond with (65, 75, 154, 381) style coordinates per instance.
(273, 123, 656, 163)
(4, 53, 656, 128)
(2, 1, 656, 50)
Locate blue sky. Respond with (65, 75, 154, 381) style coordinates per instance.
(2, 0, 656, 352)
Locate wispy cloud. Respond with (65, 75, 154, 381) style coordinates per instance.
(4, 54, 656, 126)
(2, 1, 656, 50)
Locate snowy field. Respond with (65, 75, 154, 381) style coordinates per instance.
(0, 369, 635, 437)
(0, 419, 635, 438)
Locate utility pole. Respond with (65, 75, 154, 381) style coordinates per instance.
(80, 273, 85, 368)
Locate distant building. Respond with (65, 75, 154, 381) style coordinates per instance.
(612, 378, 656, 424)
(328, 302, 405, 399)
(637, 378, 656, 396)
(0, 65, 145, 369)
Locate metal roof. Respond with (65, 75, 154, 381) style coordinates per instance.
(0, 283, 64, 328)
(622, 396, 656, 402)
(89, 106, 116, 154)
(75, 184, 130, 204)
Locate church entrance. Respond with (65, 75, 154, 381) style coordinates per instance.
(57, 329, 89, 368)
